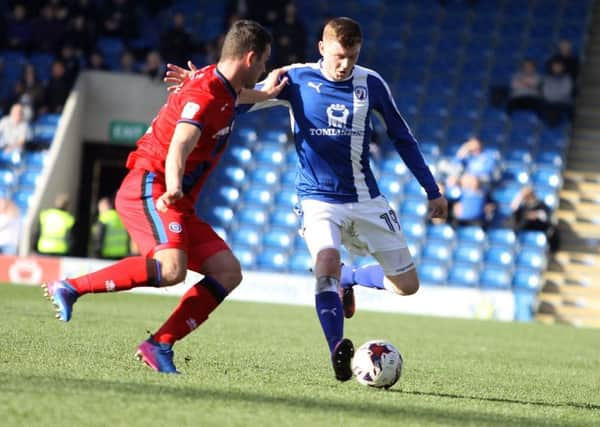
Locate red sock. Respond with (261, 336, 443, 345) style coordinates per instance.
(68, 256, 159, 295)
(153, 276, 228, 345)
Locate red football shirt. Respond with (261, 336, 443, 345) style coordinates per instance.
(126, 64, 237, 199)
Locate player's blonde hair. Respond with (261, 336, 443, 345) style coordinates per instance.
(322, 17, 362, 48)
(221, 20, 272, 60)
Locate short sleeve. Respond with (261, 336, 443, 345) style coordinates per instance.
(176, 93, 217, 129)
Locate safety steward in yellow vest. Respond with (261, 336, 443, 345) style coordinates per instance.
(37, 193, 75, 255)
(92, 197, 130, 259)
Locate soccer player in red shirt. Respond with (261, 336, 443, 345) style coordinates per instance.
(41, 20, 287, 374)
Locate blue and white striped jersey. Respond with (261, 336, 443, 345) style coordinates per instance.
(244, 61, 440, 204)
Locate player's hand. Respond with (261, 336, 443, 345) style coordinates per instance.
(428, 196, 448, 220)
(164, 61, 197, 92)
(156, 189, 183, 212)
(261, 68, 289, 98)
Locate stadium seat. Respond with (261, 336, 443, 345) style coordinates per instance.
(232, 244, 257, 269)
(532, 166, 562, 189)
(254, 143, 285, 166)
(479, 266, 512, 290)
(426, 223, 456, 243)
(484, 246, 515, 269)
(231, 226, 261, 248)
(417, 261, 448, 286)
(400, 217, 426, 241)
(421, 240, 453, 265)
(270, 210, 299, 228)
(216, 165, 245, 185)
(262, 227, 294, 249)
(0, 150, 21, 168)
(225, 146, 253, 165)
(518, 230, 548, 249)
(447, 263, 480, 288)
(289, 251, 313, 274)
(486, 228, 517, 248)
(241, 187, 272, 206)
(203, 205, 234, 228)
(32, 114, 60, 144)
(512, 268, 542, 291)
(274, 188, 298, 207)
(400, 198, 427, 218)
(455, 226, 486, 246)
(217, 186, 240, 204)
(256, 248, 289, 272)
(379, 173, 403, 197)
(237, 204, 267, 227)
(515, 247, 547, 272)
(453, 243, 484, 265)
(248, 167, 279, 187)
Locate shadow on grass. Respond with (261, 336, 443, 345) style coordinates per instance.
(3, 373, 597, 427)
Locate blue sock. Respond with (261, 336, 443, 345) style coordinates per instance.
(315, 277, 344, 353)
(341, 264, 385, 290)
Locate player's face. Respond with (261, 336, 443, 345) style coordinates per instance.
(245, 45, 271, 88)
(319, 38, 361, 81)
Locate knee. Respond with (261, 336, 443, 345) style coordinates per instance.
(210, 260, 243, 292)
(315, 249, 340, 274)
(159, 260, 188, 286)
(388, 274, 419, 296)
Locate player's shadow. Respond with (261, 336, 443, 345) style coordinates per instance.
(7, 373, 599, 427)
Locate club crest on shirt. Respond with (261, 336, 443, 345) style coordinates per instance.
(354, 85, 368, 101)
(181, 102, 200, 119)
(169, 222, 183, 233)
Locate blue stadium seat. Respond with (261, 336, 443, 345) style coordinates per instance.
(0, 170, 16, 189)
(0, 150, 21, 168)
(418, 261, 448, 285)
(289, 251, 313, 273)
(232, 244, 257, 269)
(400, 198, 427, 218)
(241, 187, 272, 205)
(215, 165, 245, 185)
(479, 266, 512, 290)
(400, 217, 426, 241)
(379, 174, 403, 197)
(501, 164, 531, 185)
(262, 227, 294, 249)
(518, 230, 548, 249)
(32, 114, 60, 144)
(532, 166, 562, 189)
(516, 247, 547, 272)
(484, 246, 515, 269)
(237, 205, 267, 227)
(404, 179, 427, 198)
(280, 168, 297, 186)
(426, 223, 456, 243)
(486, 228, 517, 248)
(257, 248, 289, 272)
(231, 226, 261, 248)
(512, 268, 542, 291)
(248, 167, 279, 187)
(203, 205, 234, 228)
(453, 243, 484, 265)
(254, 143, 285, 166)
(225, 146, 253, 165)
(28, 53, 54, 82)
(421, 240, 453, 265)
(535, 150, 564, 168)
(447, 263, 480, 288)
(270, 210, 299, 228)
(536, 185, 559, 211)
(13, 190, 34, 212)
(23, 150, 48, 170)
(217, 186, 240, 204)
(18, 170, 40, 190)
(455, 226, 486, 246)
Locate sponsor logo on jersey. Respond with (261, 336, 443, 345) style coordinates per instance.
(308, 81, 323, 93)
(326, 104, 350, 128)
(181, 102, 200, 119)
(169, 222, 183, 233)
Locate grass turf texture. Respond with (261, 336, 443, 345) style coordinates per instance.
(1, 284, 599, 427)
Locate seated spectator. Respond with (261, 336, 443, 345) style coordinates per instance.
(0, 103, 31, 154)
(141, 50, 166, 82)
(119, 50, 137, 73)
(13, 64, 46, 121)
(44, 60, 72, 113)
(98, 0, 138, 42)
(272, 2, 307, 67)
(511, 186, 559, 252)
(455, 137, 498, 185)
(540, 60, 574, 127)
(0, 59, 15, 112)
(87, 51, 109, 71)
(159, 12, 197, 68)
(546, 39, 579, 82)
(6, 3, 31, 51)
(0, 198, 21, 255)
(506, 59, 542, 115)
(65, 14, 97, 57)
(452, 173, 495, 228)
(59, 44, 82, 86)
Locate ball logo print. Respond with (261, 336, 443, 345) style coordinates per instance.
(169, 222, 183, 233)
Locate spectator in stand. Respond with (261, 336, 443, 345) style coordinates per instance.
(141, 50, 166, 82)
(540, 59, 574, 127)
(0, 198, 21, 255)
(546, 39, 579, 82)
(0, 103, 31, 154)
(71, 0, 98, 21)
(59, 43, 81, 86)
(65, 14, 98, 57)
(98, 0, 138, 42)
(87, 51, 109, 71)
(452, 173, 495, 228)
(454, 137, 498, 185)
(511, 186, 559, 252)
(12, 64, 46, 121)
(506, 59, 542, 116)
(30, 3, 66, 53)
(6, 3, 31, 51)
(44, 60, 72, 113)
(159, 12, 198, 68)
(119, 50, 137, 73)
(247, 0, 286, 28)
(36, 193, 76, 256)
(272, 2, 307, 68)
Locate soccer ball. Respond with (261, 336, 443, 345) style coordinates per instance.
(351, 340, 403, 389)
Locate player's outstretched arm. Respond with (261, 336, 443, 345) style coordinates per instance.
(164, 61, 197, 92)
(428, 196, 448, 220)
(238, 68, 289, 104)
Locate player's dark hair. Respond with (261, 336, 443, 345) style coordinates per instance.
(323, 17, 362, 48)
(221, 20, 272, 60)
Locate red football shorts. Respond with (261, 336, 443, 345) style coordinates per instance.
(115, 168, 229, 270)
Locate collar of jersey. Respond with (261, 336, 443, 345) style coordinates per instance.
(214, 67, 238, 100)
(318, 58, 355, 82)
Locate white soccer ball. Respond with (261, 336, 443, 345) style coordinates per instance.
(351, 340, 403, 389)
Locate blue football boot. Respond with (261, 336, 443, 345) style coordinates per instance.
(41, 280, 80, 322)
(135, 337, 180, 374)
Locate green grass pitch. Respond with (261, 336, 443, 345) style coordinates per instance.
(1, 283, 599, 427)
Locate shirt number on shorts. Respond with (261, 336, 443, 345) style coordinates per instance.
(379, 210, 400, 232)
